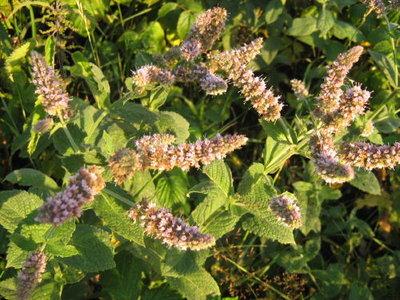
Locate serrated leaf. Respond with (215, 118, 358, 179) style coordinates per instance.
(202, 160, 233, 196)
(350, 168, 381, 195)
(287, 16, 317, 37)
(5, 168, 58, 191)
(156, 111, 190, 143)
(177, 10, 197, 40)
(5, 41, 32, 78)
(101, 251, 142, 300)
(201, 210, 239, 238)
(166, 268, 220, 300)
(264, 136, 296, 174)
(6, 240, 30, 268)
(71, 52, 111, 109)
(293, 181, 321, 235)
(156, 169, 189, 210)
(0, 190, 43, 233)
(161, 249, 209, 277)
(190, 182, 228, 227)
(44, 36, 56, 65)
(93, 193, 144, 246)
(60, 224, 115, 272)
(242, 214, 295, 244)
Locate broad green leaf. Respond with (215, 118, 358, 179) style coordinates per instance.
(177, 10, 197, 40)
(317, 8, 335, 36)
(156, 111, 190, 143)
(101, 251, 142, 300)
(286, 16, 317, 36)
(237, 163, 266, 195)
(5, 41, 32, 78)
(93, 193, 144, 246)
(294, 181, 321, 235)
(5, 168, 58, 191)
(156, 169, 189, 211)
(190, 182, 228, 227)
(201, 210, 239, 238)
(141, 284, 182, 300)
(242, 214, 295, 244)
(166, 268, 220, 300)
(369, 51, 398, 88)
(0, 190, 43, 234)
(264, 136, 296, 174)
(6, 240, 30, 268)
(265, 0, 284, 24)
(203, 159, 233, 196)
(350, 168, 381, 195)
(60, 224, 115, 272)
(161, 249, 209, 277)
(129, 170, 156, 199)
(148, 86, 169, 110)
(70, 52, 111, 109)
(141, 21, 165, 53)
(0, 276, 60, 300)
(331, 20, 365, 42)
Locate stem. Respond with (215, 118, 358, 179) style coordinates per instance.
(102, 188, 134, 206)
(58, 112, 79, 153)
(132, 171, 163, 199)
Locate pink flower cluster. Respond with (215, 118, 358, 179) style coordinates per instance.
(17, 251, 47, 300)
(269, 194, 302, 229)
(290, 79, 309, 99)
(109, 133, 247, 184)
(35, 166, 105, 226)
(129, 201, 215, 251)
(30, 52, 72, 119)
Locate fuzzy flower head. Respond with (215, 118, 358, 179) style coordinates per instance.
(339, 142, 400, 170)
(269, 194, 302, 229)
(309, 130, 355, 183)
(35, 166, 105, 226)
(184, 7, 227, 57)
(17, 251, 47, 300)
(322, 85, 371, 134)
(313, 153, 355, 184)
(109, 133, 247, 184)
(132, 65, 175, 91)
(315, 46, 364, 117)
(209, 40, 282, 121)
(30, 52, 72, 119)
(199, 72, 228, 95)
(290, 79, 309, 99)
(135, 133, 176, 150)
(129, 201, 216, 251)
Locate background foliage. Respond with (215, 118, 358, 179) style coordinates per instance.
(0, 0, 400, 299)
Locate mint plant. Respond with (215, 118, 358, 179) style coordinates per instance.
(0, 1, 399, 299)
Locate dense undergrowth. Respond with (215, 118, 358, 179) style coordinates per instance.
(0, 0, 400, 299)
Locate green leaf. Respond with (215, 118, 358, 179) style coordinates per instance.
(350, 168, 381, 195)
(44, 36, 56, 65)
(331, 20, 365, 42)
(70, 52, 111, 109)
(0, 277, 58, 300)
(93, 193, 144, 246)
(317, 8, 335, 36)
(293, 181, 321, 235)
(166, 268, 220, 300)
(59, 224, 115, 272)
(156, 169, 189, 210)
(369, 51, 398, 88)
(203, 159, 233, 196)
(5, 41, 32, 78)
(201, 210, 239, 238)
(6, 240, 30, 268)
(177, 10, 197, 40)
(141, 21, 165, 53)
(101, 251, 142, 300)
(349, 282, 374, 300)
(149, 86, 169, 110)
(265, 0, 284, 24)
(242, 214, 295, 244)
(286, 16, 317, 37)
(5, 168, 58, 191)
(156, 111, 190, 143)
(161, 249, 209, 277)
(0, 190, 43, 233)
(264, 136, 296, 174)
